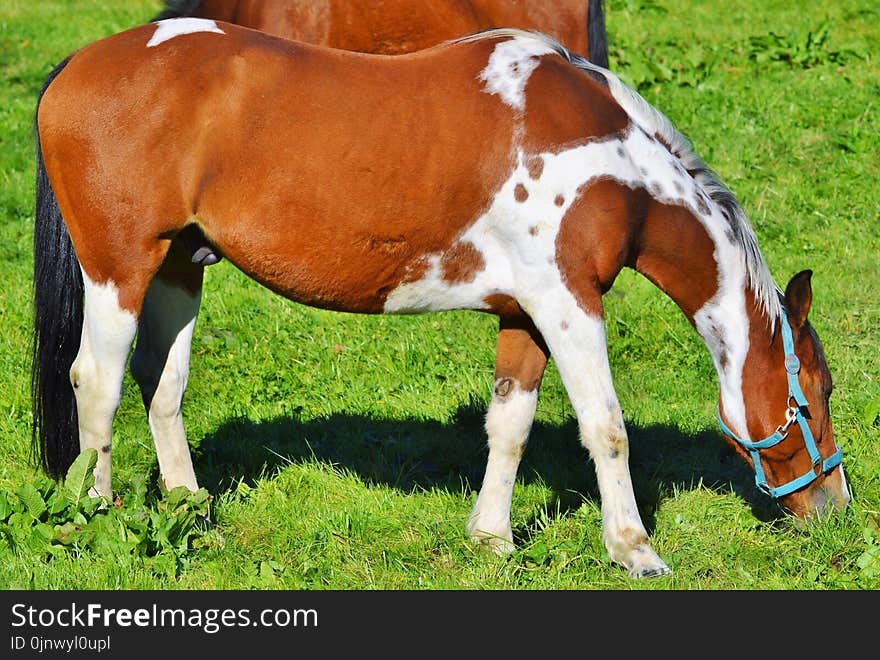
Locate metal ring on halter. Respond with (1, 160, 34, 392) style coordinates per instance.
(771, 404, 799, 439)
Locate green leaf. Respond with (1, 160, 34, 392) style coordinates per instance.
(0, 524, 16, 550)
(187, 488, 211, 508)
(26, 522, 60, 556)
(16, 483, 47, 520)
(525, 541, 550, 565)
(63, 449, 98, 509)
(259, 560, 279, 586)
(0, 491, 13, 521)
(8, 511, 35, 533)
(89, 514, 139, 556)
(860, 398, 880, 427)
(163, 485, 191, 510)
(33, 475, 56, 498)
(46, 491, 70, 517)
(55, 521, 85, 546)
(123, 474, 148, 508)
(857, 546, 880, 580)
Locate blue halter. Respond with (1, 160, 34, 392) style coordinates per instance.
(716, 308, 842, 499)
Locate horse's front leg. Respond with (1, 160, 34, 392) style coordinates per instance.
(467, 314, 549, 553)
(528, 291, 671, 578)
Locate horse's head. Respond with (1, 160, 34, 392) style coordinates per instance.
(721, 270, 850, 519)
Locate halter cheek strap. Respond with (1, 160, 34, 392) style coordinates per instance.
(717, 308, 843, 499)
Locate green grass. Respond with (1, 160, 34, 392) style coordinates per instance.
(0, 0, 878, 590)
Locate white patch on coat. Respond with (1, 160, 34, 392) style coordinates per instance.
(386, 125, 706, 316)
(147, 18, 225, 48)
(694, 292, 751, 440)
(478, 38, 556, 111)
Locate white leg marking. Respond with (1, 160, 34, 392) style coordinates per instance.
(71, 272, 138, 499)
(147, 18, 225, 48)
(528, 303, 670, 578)
(468, 384, 538, 553)
(131, 279, 201, 492)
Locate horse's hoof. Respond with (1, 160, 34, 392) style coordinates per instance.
(630, 563, 672, 579)
(467, 524, 515, 555)
(617, 544, 671, 578)
(481, 536, 516, 556)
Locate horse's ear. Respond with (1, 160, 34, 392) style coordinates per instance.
(784, 269, 813, 328)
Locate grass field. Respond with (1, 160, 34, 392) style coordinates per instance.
(0, 0, 877, 590)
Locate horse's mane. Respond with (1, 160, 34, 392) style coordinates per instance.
(454, 28, 783, 322)
(152, 0, 202, 21)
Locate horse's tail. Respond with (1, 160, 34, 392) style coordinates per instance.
(32, 55, 83, 481)
(588, 0, 609, 69)
(152, 0, 203, 21)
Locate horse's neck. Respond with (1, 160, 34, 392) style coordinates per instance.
(632, 196, 774, 440)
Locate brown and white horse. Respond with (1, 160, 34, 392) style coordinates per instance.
(32, 19, 849, 578)
(153, 0, 608, 65)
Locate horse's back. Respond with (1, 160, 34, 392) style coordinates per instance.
(191, 0, 590, 55)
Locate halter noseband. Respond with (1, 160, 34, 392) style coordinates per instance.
(716, 309, 842, 499)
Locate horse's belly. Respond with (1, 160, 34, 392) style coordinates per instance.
(213, 226, 511, 315)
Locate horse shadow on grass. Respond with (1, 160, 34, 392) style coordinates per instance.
(189, 400, 786, 541)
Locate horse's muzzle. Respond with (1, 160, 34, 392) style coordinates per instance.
(798, 465, 851, 519)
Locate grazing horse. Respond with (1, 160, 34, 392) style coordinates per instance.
(153, 0, 608, 66)
(32, 19, 849, 577)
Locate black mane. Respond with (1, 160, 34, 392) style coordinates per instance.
(151, 0, 202, 21)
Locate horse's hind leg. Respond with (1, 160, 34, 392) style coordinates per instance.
(130, 240, 203, 493)
(467, 313, 549, 553)
(527, 290, 670, 578)
(71, 274, 140, 498)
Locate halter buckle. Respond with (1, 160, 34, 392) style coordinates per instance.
(774, 405, 799, 438)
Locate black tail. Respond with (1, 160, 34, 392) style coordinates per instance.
(32, 56, 83, 481)
(152, 0, 202, 21)
(588, 0, 609, 68)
